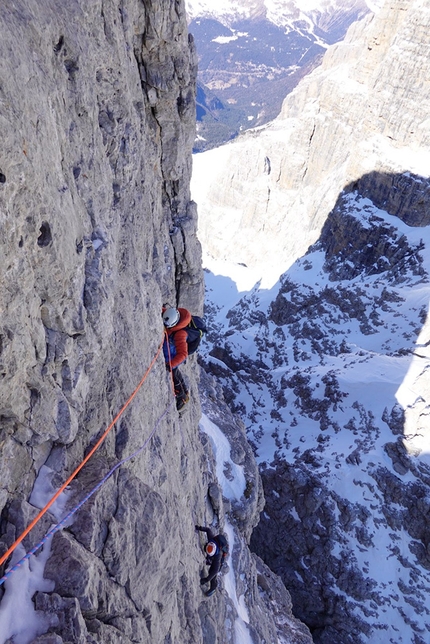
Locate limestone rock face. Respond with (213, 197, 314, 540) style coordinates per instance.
(0, 0, 201, 471)
(0, 1, 311, 642)
(193, 0, 430, 283)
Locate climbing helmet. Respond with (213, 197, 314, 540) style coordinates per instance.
(205, 541, 217, 557)
(163, 308, 180, 328)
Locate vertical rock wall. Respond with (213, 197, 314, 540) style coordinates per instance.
(0, 0, 204, 641)
(0, 0, 202, 489)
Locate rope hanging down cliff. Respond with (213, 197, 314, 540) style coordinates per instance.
(0, 399, 174, 587)
(0, 334, 167, 570)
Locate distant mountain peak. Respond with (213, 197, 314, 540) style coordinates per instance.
(185, 0, 380, 28)
(185, 0, 265, 25)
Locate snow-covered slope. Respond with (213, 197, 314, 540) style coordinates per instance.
(201, 188, 430, 644)
(193, 0, 430, 641)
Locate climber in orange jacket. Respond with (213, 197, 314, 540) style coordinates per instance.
(162, 307, 191, 410)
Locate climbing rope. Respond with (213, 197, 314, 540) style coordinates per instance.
(0, 335, 166, 569)
(0, 399, 174, 587)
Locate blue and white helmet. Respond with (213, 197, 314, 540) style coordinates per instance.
(163, 307, 180, 328)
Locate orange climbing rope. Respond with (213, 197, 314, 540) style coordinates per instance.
(0, 334, 166, 568)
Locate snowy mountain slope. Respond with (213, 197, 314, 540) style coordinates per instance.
(192, 1, 430, 640)
(198, 370, 313, 644)
(192, 0, 430, 644)
(201, 187, 430, 643)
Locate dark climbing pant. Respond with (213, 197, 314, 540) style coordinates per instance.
(200, 574, 218, 595)
(208, 576, 218, 593)
(173, 368, 188, 410)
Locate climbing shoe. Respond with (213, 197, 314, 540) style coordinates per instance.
(176, 391, 189, 411)
(205, 588, 216, 597)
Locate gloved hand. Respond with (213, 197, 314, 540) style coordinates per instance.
(195, 525, 202, 531)
(165, 364, 171, 373)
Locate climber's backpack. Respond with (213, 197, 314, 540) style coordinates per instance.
(185, 315, 208, 355)
(216, 534, 229, 568)
(216, 534, 229, 557)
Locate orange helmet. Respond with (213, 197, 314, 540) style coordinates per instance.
(205, 542, 217, 557)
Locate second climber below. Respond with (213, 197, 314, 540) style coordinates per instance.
(162, 306, 191, 411)
(195, 525, 229, 597)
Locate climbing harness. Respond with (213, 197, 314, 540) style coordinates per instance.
(0, 335, 166, 571)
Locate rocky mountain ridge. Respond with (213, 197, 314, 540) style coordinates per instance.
(202, 189, 430, 642)
(194, 0, 430, 642)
